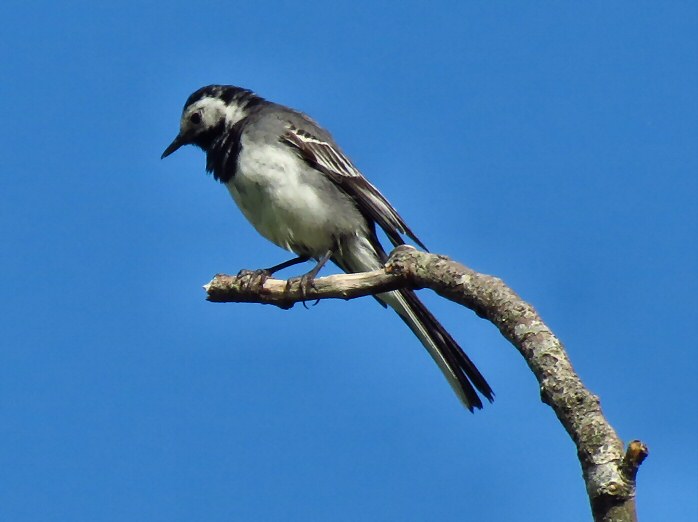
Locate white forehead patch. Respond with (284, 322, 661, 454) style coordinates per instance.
(180, 96, 248, 134)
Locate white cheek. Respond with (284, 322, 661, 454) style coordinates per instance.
(179, 96, 247, 134)
(224, 103, 246, 125)
(202, 109, 222, 127)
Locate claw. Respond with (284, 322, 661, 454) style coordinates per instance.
(282, 273, 320, 308)
(300, 273, 322, 304)
(236, 268, 271, 294)
(300, 275, 312, 309)
(299, 274, 315, 299)
(280, 249, 334, 308)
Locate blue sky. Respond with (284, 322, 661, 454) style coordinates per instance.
(1, 2, 696, 521)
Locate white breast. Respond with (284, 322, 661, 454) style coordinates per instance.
(227, 137, 367, 257)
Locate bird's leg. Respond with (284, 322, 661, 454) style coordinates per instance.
(285, 250, 334, 307)
(237, 255, 310, 293)
(264, 255, 310, 274)
(300, 249, 333, 299)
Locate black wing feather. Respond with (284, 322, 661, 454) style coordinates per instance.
(280, 121, 493, 410)
(281, 125, 427, 250)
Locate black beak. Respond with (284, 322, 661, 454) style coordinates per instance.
(161, 135, 185, 159)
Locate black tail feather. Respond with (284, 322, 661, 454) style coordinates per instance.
(332, 234, 492, 411)
(397, 288, 494, 410)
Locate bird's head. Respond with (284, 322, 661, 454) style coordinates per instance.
(161, 85, 262, 158)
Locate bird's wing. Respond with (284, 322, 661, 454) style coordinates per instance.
(280, 123, 427, 250)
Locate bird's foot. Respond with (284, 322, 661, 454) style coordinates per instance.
(236, 268, 272, 294)
(285, 273, 320, 309)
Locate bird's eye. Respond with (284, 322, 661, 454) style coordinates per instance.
(189, 112, 202, 125)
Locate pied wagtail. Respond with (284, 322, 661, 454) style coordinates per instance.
(162, 85, 493, 411)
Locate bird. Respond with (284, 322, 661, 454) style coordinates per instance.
(161, 84, 493, 411)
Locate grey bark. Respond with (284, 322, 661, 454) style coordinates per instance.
(204, 245, 648, 522)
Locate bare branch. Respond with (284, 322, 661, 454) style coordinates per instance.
(205, 268, 405, 307)
(204, 245, 646, 522)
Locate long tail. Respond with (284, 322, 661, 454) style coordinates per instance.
(378, 288, 493, 411)
(335, 237, 494, 411)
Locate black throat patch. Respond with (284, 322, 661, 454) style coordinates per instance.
(205, 119, 246, 184)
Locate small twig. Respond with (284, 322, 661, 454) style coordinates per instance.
(205, 268, 407, 307)
(622, 440, 649, 483)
